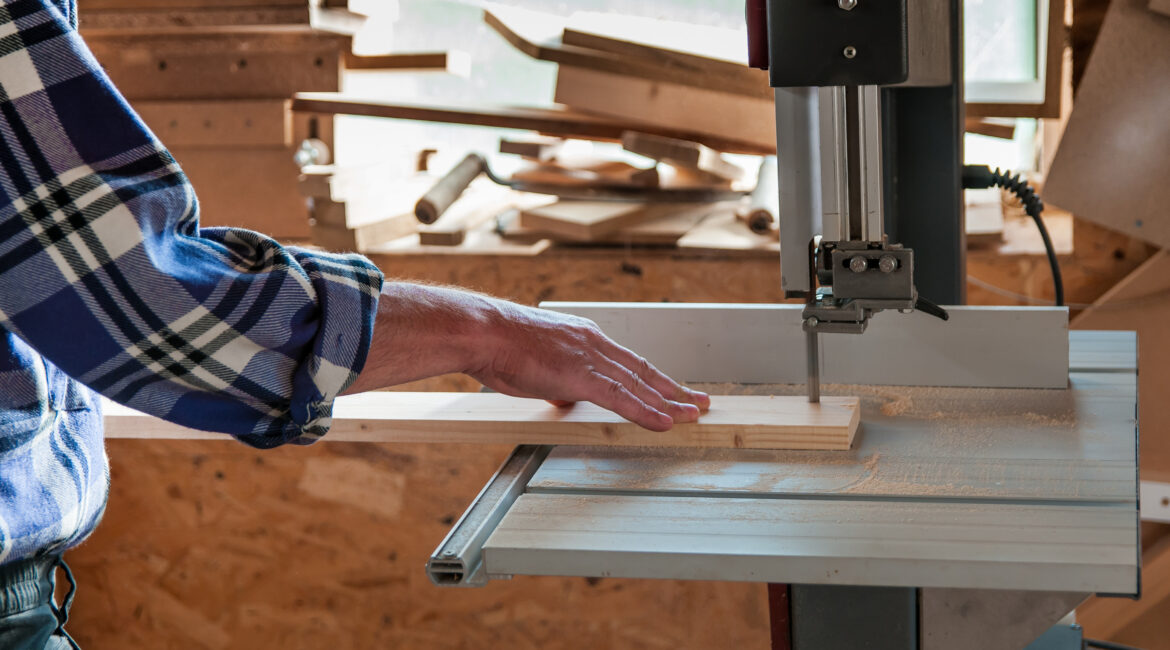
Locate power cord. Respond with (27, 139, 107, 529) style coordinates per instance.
(963, 164, 1065, 307)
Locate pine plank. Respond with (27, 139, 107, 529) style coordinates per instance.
(290, 93, 775, 156)
(103, 393, 861, 450)
(554, 66, 775, 154)
(518, 201, 656, 241)
(482, 6, 769, 100)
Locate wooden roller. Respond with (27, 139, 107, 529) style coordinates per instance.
(414, 153, 488, 224)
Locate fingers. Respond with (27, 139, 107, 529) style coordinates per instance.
(586, 371, 674, 432)
(598, 339, 711, 412)
(592, 355, 701, 424)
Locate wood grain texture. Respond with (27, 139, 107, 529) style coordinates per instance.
(290, 93, 775, 155)
(1044, 0, 1170, 248)
(621, 131, 744, 181)
(518, 201, 672, 241)
(554, 66, 776, 154)
(482, 6, 770, 100)
(104, 393, 861, 451)
(78, 5, 364, 35)
(134, 99, 291, 148)
(87, 32, 344, 101)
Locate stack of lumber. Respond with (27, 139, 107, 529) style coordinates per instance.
(483, 6, 774, 155)
(284, 7, 787, 252)
(79, 0, 368, 239)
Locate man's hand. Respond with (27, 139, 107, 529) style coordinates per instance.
(343, 282, 709, 431)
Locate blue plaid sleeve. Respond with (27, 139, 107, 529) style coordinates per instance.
(0, 0, 384, 447)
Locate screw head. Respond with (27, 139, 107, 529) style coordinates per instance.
(843, 45, 858, 59)
(848, 255, 868, 273)
(878, 255, 898, 273)
(442, 550, 455, 558)
(838, 0, 858, 9)
(803, 317, 819, 328)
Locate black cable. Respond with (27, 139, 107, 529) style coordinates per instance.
(962, 164, 1065, 307)
(1086, 638, 1144, 650)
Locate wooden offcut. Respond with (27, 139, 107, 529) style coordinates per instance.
(104, 393, 862, 450)
(554, 66, 775, 154)
(621, 131, 744, 182)
(518, 201, 700, 242)
(482, 6, 769, 99)
(1044, 0, 1170, 249)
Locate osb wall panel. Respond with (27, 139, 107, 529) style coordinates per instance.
(70, 250, 783, 650)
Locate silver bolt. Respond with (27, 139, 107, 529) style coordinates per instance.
(442, 550, 455, 558)
(838, 0, 857, 9)
(848, 255, 868, 273)
(843, 45, 858, 59)
(804, 317, 819, 328)
(878, 255, 898, 273)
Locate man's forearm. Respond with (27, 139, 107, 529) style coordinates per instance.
(344, 282, 494, 394)
(341, 282, 710, 431)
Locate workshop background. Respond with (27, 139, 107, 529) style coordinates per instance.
(66, 0, 1168, 648)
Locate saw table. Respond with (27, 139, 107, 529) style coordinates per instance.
(424, 321, 1138, 650)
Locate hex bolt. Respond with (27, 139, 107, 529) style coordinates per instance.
(878, 255, 899, 273)
(838, 0, 858, 9)
(848, 255, 868, 273)
(843, 45, 858, 59)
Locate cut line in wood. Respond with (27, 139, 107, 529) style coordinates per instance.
(104, 392, 860, 450)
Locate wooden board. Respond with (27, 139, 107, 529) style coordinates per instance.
(554, 66, 775, 154)
(560, 11, 759, 79)
(518, 201, 717, 242)
(133, 99, 291, 148)
(482, 6, 769, 100)
(621, 131, 744, 181)
(174, 147, 309, 238)
(499, 136, 564, 161)
(1044, 0, 1170, 249)
(1072, 250, 1170, 473)
(79, 0, 307, 8)
(86, 32, 344, 101)
(290, 93, 776, 155)
(104, 393, 862, 451)
(344, 51, 471, 77)
(500, 204, 714, 246)
(78, 6, 364, 35)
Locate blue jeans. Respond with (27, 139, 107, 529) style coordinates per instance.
(0, 555, 79, 649)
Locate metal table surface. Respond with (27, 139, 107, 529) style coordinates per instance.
(479, 332, 1140, 594)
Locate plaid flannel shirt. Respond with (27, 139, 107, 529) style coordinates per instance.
(0, 0, 384, 564)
